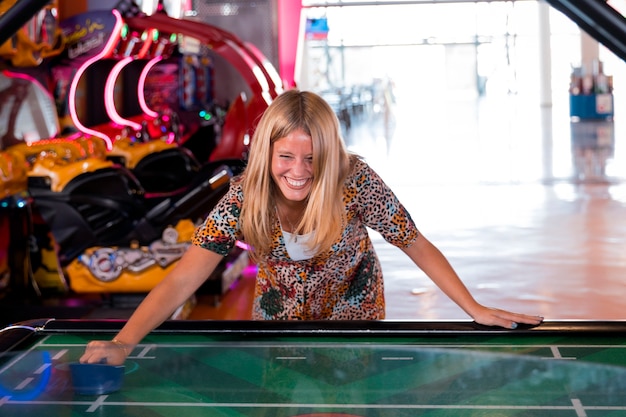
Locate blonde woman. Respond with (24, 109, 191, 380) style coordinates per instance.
(81, 90, 542, 365)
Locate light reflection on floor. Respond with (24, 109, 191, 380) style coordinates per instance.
(345, 93, 626, 320)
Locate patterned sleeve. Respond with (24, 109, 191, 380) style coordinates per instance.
(191, 180, 243, 256)
(353, 160, 419, 247)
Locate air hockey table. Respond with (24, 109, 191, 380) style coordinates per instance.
(0, 319, 625, 417)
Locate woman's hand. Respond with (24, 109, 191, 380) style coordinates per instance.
(471, 305, 544, 329)
(79, 339, 130, 366)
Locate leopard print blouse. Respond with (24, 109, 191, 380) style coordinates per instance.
(192, 158, 419, 320)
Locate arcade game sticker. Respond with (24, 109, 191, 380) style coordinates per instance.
(59, 10, 119, 64)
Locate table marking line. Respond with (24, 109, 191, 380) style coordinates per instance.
(0, 340, 45, 374)
(546, 345, 577, 360)
(276, 356, 307, 360)
(382, 357, 414, 361)
(40, 342, 626, 350)
(5, 400, 96, 406)
(34, 363, 51, 375)
(15, 377, 34, 390)
(137, 344, 156, 358)
(3, 398, 626, 412)
(160, 343, 624, 349)
(571, 398, 587, 417)
(0, 395, 10, 405)
(86, 395, 108, 413)
(52, 349, 68, 360)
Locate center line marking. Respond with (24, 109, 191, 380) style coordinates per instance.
(382, 357, 414, 361)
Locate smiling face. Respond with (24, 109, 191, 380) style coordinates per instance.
(271, 128, 314, 204)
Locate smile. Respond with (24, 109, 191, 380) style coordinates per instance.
(285, 177, 309, 188)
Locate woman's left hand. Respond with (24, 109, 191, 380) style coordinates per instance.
(472, 306, 544, 329)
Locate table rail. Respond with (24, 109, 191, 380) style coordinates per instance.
(4, 318, 626, 338)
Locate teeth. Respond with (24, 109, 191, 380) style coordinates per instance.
(286, 177, 307, 187)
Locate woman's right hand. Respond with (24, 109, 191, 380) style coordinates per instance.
(79, 340, 130, 366)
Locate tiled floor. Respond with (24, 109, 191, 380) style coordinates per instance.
(190, 91, 626, 323)
(344, 91, 626, 321)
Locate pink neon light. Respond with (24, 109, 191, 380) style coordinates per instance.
(104, 56, 142, 130)
(137, 56, 163, 118)
(3, 69, 47, 89)
(68, 9, 125, 150)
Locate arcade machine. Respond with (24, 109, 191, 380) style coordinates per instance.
(51, 8, 200, 194)
(41, 7, 261, 299)
(36, 3, 287, 301)
(0, 1, 282, 315)
(0, 0, 69, 301)
(54, 2, 282, 166)
(0, 149, 34, 300)
(121, 9, 284, 162)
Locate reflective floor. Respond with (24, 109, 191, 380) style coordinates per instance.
(190, 91, 626, 322)
(346, 91, 626, 321)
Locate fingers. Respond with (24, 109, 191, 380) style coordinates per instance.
(508, 311, 544, 326)
(80, 341, 127, 365)
(491, 315, 520, 330)
(517, 314, 544, 325)
(475, 307, 544, 330)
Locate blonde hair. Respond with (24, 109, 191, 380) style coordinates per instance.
(240, 89, 352, 260)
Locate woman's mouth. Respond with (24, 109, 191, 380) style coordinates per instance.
(285, 177, 309, 188)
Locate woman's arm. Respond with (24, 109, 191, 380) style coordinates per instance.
(80, 245, 224, 365)
(401, 233, 543, 329)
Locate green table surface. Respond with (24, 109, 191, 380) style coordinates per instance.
(1, 319, 625, 417)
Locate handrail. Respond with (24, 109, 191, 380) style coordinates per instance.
(546, 0, 626, 62)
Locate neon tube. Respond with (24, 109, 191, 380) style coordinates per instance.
(104, 56, 142, 130)
(137, 55, 163, 118)
(68, 9, 124, 150)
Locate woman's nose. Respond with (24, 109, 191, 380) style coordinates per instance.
(291, 158, 308, 174)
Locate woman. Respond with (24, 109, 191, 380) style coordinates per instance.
(81, 90, 543, 365)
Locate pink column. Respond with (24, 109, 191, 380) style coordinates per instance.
(276, 0, 302, 89)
